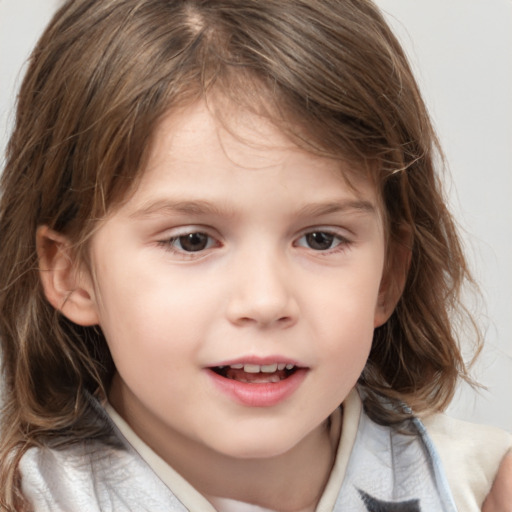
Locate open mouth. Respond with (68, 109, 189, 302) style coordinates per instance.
(210, 363, 298, 384)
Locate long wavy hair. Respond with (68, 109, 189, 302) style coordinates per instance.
(0, 0, 479, 508)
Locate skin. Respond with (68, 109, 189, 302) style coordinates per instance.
(39, 103, 402, 511)
(482, 451, 512, 512)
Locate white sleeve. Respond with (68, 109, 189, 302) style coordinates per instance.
(422, 413, 512, 511)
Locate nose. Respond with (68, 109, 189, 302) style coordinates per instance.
(225, 249, 299, 328)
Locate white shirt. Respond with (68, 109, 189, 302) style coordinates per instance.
(105, 388, 512, 511)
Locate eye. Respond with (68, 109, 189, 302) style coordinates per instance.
(176, 232, 210, 252)
(295, 231, 347, 251)
(161, 231, 218, 253)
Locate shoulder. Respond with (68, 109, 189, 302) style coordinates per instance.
(19, 437, 188, 511)
(422, 412, 512, 510)
(19, 438, 129, 510)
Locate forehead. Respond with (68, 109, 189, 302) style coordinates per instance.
(134, 101, 380, 204)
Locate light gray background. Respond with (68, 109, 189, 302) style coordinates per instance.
(1, 0, 511, 430)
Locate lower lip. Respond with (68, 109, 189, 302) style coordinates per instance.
(206, 369, 308, 407)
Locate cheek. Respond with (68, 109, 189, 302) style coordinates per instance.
(310, 265, 382, 331)
(96, 284, 198, 402)
(93, 264, 220, 362)
(308, 264, 381, 369)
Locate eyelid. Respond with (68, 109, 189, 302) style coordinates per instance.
(156, 224, 221, 241)
(156, 226, 222, 257)
(293, 227, 353, 253)
(295, 225, 353, 241)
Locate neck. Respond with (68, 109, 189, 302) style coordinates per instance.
(197, 419, 339, 512)
(110, 379, 341, 512)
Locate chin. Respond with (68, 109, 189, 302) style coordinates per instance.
(209, 427, 308, 461)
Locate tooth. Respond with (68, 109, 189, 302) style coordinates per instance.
(285, 364, 295, 370)
(244, 364, 261, 373)
(277, 363, 286, 371)
(261, 363, 278, 373)
(230, 364, 244, 369)
(270, 375, 281, 383)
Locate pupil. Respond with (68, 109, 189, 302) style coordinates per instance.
(306, 232, 333, 250)
(180, 233, 208, 252)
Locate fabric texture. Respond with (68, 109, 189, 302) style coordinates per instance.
(423, 412, 512, 510)
(18, 389, 511, 511)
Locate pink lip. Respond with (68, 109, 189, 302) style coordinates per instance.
(206, 366, 308, 408)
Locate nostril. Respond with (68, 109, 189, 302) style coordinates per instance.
(225, 285, 299, 327)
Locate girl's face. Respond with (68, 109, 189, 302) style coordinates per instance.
(81, 102, 391, 462)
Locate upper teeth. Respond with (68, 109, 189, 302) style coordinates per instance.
(221, 363, 295, 373)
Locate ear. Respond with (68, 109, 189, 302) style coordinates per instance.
(374, 227, 412, 328)
(36, 225, 99, 326)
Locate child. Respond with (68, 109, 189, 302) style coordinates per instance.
(0, 0, 510, 510)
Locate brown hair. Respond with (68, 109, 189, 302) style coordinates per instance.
(0, 0, 479, 507)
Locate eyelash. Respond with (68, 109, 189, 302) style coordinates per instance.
(294, 230, 351, 254)
(157, 229, 352, 257)
(157, 231, 220, 257)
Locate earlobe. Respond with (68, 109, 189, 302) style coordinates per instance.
(36, 226, 99, 326)
(374, 228, 412, 328)
(374, 284, 398, 328)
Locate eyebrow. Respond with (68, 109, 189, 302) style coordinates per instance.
(296, 200, 376, 217)
(129, 199, 233, 219)
(129, 198, 376, 219)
